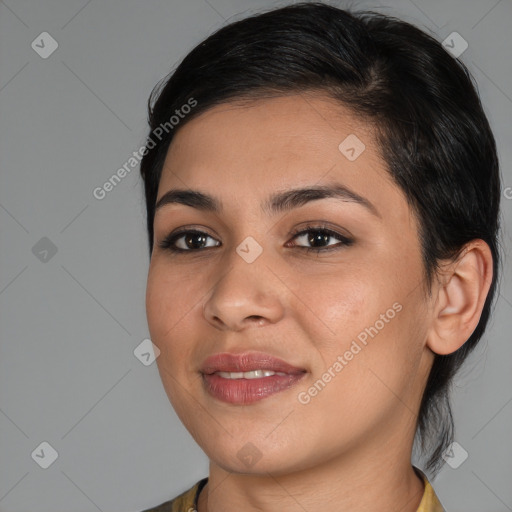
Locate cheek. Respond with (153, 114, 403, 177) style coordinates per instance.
(145, 263, 199, 351)
(293, 266, 383, 352)
(295, 254, 422, 373)
(146, 260, 190, 313)
(146, 266, 202, 406)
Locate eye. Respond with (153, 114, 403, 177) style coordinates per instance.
(286, 223, 354, 253)
(157, 223, 353, 254)
(158, 229, 220, 252)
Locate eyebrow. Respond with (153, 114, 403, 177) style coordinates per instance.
(154, 183, 381, 218)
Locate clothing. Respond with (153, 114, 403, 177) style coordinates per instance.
(141, 466, 444, 512)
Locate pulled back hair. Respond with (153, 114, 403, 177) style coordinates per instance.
(139, 2, 502, 477)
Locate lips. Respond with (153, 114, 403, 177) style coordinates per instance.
(200, 351, 306, 375)
(200, 351, 307, 405)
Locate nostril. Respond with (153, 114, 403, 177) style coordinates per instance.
(247, 316, 266, 326)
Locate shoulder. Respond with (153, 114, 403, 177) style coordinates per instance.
(140, 477, 208, 512)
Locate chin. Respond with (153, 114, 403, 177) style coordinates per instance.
(201, 434, 313, 476)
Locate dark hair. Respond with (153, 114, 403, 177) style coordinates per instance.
(139, 2, 502, 477)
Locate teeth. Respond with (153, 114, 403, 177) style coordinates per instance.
(216, 370, 288, 379)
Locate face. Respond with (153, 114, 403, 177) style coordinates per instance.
(146, 93, 436, 476)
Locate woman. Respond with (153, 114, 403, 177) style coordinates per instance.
(139, 3, 501, 511)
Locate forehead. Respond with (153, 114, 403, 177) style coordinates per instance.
(165, 93, 376, 169)
(158, 94, 411, 225)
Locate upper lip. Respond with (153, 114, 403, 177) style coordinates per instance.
(200, 351, 307, 375)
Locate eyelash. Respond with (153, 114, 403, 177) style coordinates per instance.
(158, 223, 353, 255)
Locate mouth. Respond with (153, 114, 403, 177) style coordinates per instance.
(200, 351, 307, 405)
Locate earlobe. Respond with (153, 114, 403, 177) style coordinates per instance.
(426, 240, 493, 356)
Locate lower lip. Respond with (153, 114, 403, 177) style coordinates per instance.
(202, 372, 306, 405)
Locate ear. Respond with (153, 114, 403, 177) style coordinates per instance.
(426, 240, 494, 356)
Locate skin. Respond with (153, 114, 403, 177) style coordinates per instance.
(145, 93, 493, 512)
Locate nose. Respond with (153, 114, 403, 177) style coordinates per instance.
(202, 248, 285, 331)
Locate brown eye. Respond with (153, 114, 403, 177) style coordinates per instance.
(159, 230, 220, 252)
(158, 225, 353, 255)
(287, 225, 354, 253)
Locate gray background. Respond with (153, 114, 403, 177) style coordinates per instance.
(0, 0, 511, 510)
